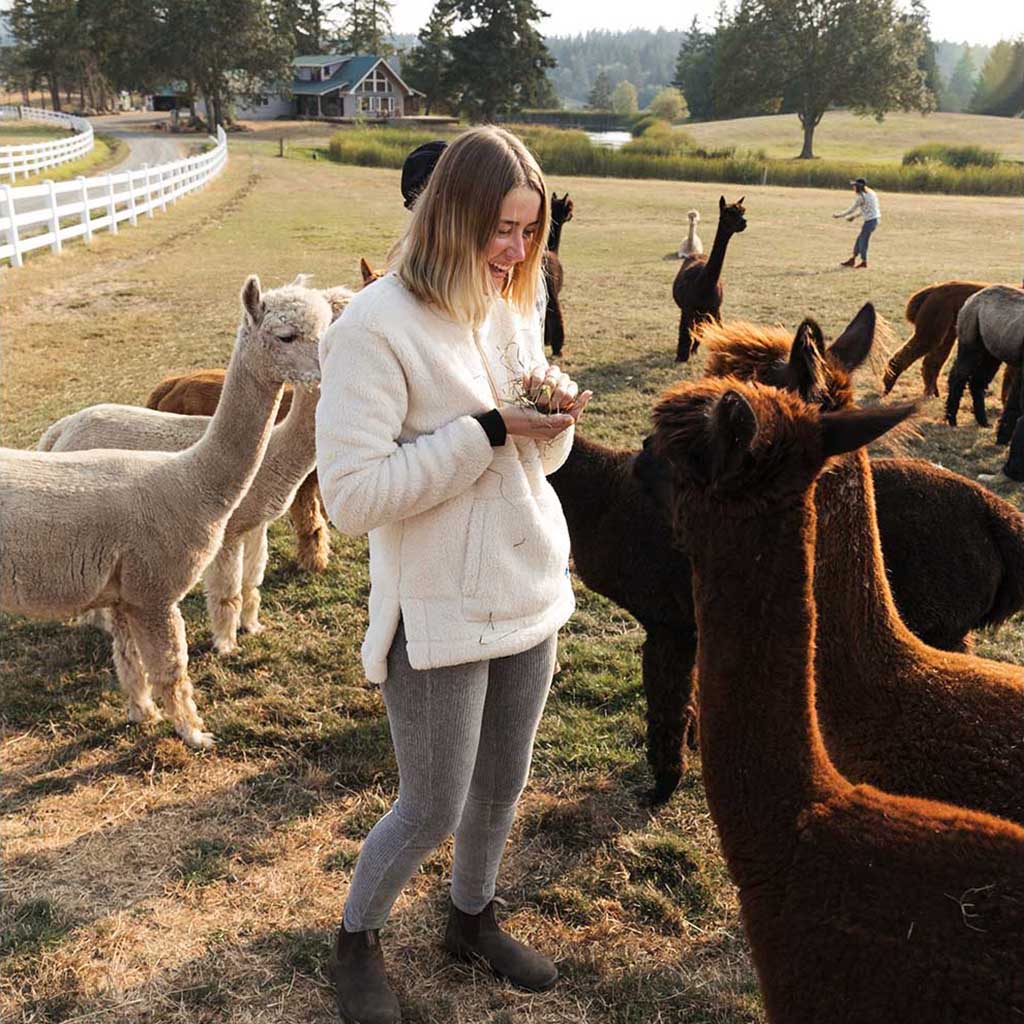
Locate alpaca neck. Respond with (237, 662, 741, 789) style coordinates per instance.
(813, 449, 917, 666)
(547, 217, 566, 253)
(690, 492, 842, 884)
(702, 220, 735, 284)
(686, 219, 698, 246)
(548, 434, 621, 519)
(187, 336, 282, 512)
(261, 383, 319, 477)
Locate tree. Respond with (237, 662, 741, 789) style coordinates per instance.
(587, 68, 612, 110)
(672, 17, 717, 120)
(10, 0, 80, 110)
(610, 78, 637, 115)
(971, 39, 1024, 115)
(648, 85, 687, 121)
(401, 0, 456, 114)
(338, 0, 395, 56)
(943, 45, 978, 112)
(271, 0, 328, 54)
(447, 0, 556, 121)
(712, 0, 935, 159)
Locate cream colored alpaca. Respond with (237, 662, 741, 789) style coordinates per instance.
(3, 276, 327, 748)
(677, 208, 703, 260)
(41, 372, 324, 655)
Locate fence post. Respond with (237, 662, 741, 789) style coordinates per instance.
(1, 183, 23, 267)
(158, 165, 168, 211)
(45, 179, 62, 254)
(127, 169, 138, 226)
(141, 163, 153, 218)
(106, 175, 118, 234)
(78, 175, 92, 244)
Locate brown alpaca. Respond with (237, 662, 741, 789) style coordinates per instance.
(697, 309, 1024, 824)
(671, 195, 746, 362)
(645, 378, 1024, 1023)
(541, 191, 573, 357)
(882, 280, 988, 397)
(147, 371, 330, 575)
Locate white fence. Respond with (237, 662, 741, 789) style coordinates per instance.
(0, 126, 228, 267)
(0, 106, 94, 181)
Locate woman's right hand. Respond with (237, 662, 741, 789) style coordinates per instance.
(500, 405, 576, 440)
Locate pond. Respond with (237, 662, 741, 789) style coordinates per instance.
(586, 130, 633, 149)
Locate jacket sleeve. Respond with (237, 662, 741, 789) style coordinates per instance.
(315, 317, 495, 537)
(835, 196, 862, 218)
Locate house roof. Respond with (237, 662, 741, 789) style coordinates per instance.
(290, 55, 421, 97)
(294, 53, 354, 67)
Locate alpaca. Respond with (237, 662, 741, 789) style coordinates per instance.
(671, 196, 746, 362)
(644, 378, 1024, 1022)
(541, 191, 574, 357)
(694, 308, 1024, 824)
(676, 208, 703, 260)
(41, 366, 326, 655)
(881, 280, 988, 397)
(2, 276, 326, 747)
(946, 285, 1024, 437)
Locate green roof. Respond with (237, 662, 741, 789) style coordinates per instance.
(294, 53, 353, 67)
(290, 55, 401, 96)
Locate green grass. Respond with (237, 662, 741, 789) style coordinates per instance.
(0, 122, 70, 145)
(4, 133, 123, 188)
(0, 148, 1022, 1023)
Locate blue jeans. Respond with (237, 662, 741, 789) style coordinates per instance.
(854, 218, 878, 260)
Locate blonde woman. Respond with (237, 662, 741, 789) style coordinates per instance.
(316, 126, 592, 1024)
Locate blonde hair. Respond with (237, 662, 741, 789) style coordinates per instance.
(390, 126, 550, 326)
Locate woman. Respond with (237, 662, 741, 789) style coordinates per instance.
(833, 176, 881, 269)
(316, 126, 592, 1024)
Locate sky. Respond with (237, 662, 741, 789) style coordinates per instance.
(391, 0, 1015, 45)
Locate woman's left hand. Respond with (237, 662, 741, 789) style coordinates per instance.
(523, 365, 593, 422)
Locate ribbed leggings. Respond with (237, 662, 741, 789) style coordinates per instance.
(343, 620, 557, 931)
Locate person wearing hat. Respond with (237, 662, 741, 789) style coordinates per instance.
(833, 177, 880, 268)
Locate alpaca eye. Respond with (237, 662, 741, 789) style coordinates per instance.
(276, 331, 295, 344)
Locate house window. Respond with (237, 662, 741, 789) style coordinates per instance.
(366, 67, 389, 93)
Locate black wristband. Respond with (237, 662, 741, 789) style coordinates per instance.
(473, 408, 507, 447)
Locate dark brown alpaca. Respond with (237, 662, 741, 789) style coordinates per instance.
(671, 195, 746, 362)
(146, 371, 331, 575)
(541, 191, 573, 357)
(695, 308, 1024, 824)
(882, 280, 988, 396)
(646, 377, 1024, 1023)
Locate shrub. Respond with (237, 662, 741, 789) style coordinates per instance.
(902, 142, 1002, 169)
(648, 86, 689, 123)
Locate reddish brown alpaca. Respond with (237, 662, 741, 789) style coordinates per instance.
(146, 371, 330, 575)
(882, 280, 989, 397)
(671, 196, 746, 362)
(699, 310, 1024, 824)
(647, 378, 1024, 1023)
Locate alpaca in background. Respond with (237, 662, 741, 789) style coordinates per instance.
(677, 208, 703, 260)
(542, 191, 574, 357)
(671, 196, 746, 362)
(642, 377, 1024, 1023)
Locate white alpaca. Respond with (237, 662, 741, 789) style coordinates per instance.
(677, 208, 703, 260)
(41, 289, 344, 654)
(2, 276, 329, 748)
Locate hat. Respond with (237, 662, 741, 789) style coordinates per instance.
(401, 140, 447, 209)
(849, 177, 867, 188)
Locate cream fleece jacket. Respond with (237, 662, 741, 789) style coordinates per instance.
(315, 273, 575, 682)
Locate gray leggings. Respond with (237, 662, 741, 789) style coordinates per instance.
(343, 620, 557, 931)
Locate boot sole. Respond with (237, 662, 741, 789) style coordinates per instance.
(444, 940, 559, 993)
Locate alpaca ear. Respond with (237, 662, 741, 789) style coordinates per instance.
(737, 196, 745, 205)
(360, 258, 376, 285)
(789, 319, 827, 399)
(711, 389, 757, 483)
(828, 303, 875, 371)
(241, 275, 264, 326)
(821, 402, 916, 459)
(719, 195, 726, 210)
(289, 273, 313, 288)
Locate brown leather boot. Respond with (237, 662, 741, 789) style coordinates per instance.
(444, 900, 558, 992)
(328, 926, 401, 1024)
(839, 256, 856, 267)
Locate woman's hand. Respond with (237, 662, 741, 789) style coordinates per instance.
(501, 365, 593, 439)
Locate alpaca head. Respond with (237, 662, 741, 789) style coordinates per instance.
(637, 377, 914, 534)
(551, 192, 574, 226)
(701, 304, 877, 412)
(687, 209, 700, 225)
(239, 275, 330, 388)
(718, 195, 747, 234)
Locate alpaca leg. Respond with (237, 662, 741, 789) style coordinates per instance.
(204, 540, 244, 655)
(945, 350, 977, 426)
(1002, 412, 1024, 481)
(544, 293, 565, 357)
(882, 331, 928, 394)
(291, 471, 330, 573)
(641, 624, 699, 806)
(109, 605, 160, 724)
(996, 366, 1022, 446)
(920, 323, 957, 398)
(126, 604, 212, 749)
(240, 525, 269, 635)
(968, 351, 1001, 428)
(676, 313, 695, 363)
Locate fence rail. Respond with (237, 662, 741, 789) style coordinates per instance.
(0, 106, 95, 181)
(0, 126, 227, 267)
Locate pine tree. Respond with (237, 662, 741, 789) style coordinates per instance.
(672, 17, 716, 120)
(944, 45, 977, 112)
(402, 0, 456, 114)
(340, 0, 394, 56)
(587, 69, 612, 110)
(970, 39, 1023, 114)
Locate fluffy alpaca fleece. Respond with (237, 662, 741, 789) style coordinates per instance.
(677, 208, 703, 260)
(3, 277, 325, 747)
(696, 309, 1024, 824)
(882, 280, 988, 397)
(671, 195, 746, 362)
(644, 377, 1024, 1023)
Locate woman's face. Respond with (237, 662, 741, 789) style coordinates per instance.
(485, 186, 542, 291)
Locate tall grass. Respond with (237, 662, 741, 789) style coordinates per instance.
(902, 142, 1002, 169)
(324, 125, 1024, 196)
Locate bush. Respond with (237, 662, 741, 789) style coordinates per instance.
(622, 122, 696, 157)
(902, 142, 1002, 169)
(647, 86, 688, 123)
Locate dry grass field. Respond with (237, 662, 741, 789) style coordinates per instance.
(1, 140, 1022, 1024)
